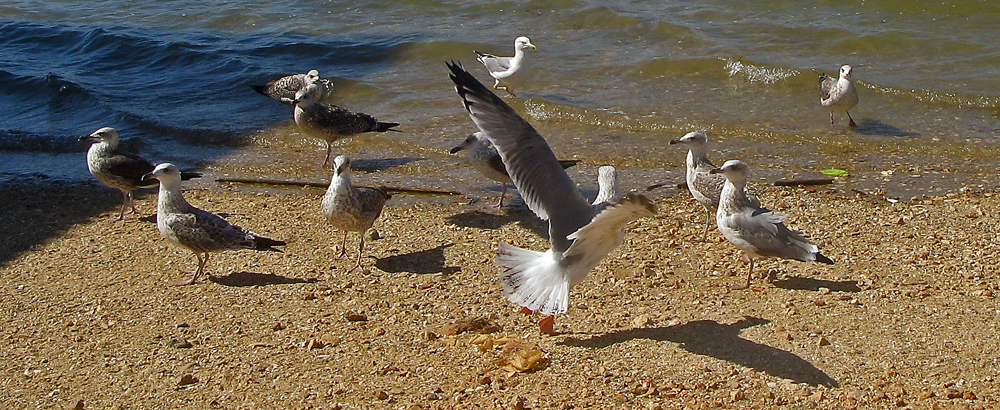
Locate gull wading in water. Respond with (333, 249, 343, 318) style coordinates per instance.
(450, 131, 578, 208)
(292, 75, 400, 168)
(474, 36, 535, 97)
(251, 69, 335, 105)
(144, 163, 285, 286)
(710, 160, 833, 289)
(321, 155, 391, 273)
(79, 127, 201, 220)
(669, 131, 758, 241)
(818, 65, 859, 128)
(448, 61, 657, 335)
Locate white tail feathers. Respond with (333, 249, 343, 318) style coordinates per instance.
(497, 242, 570, 316)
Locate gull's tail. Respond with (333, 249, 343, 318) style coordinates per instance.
(497, 242, 569, 316)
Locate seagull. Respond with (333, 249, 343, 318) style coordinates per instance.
(144, 163, 285, 286)
(474, 36, 536, 97)
(710, 160, 833, 289)
(251, 69, 335, 105)
(79, 127, 201, 220)
(450, 131, 578, 208)
(448, 61, 657, 335)
(818, 65, 859, 128)
(669, 132, 759, 241)
(321, 155, 391, 272)
(292, 75, 400, 168)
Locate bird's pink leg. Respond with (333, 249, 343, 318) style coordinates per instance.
(176, 253, 208, 286)
(496, 184, 507, 208)
(847, 111, 857, 128)
(731, 256, 754, 290)
(334, 231, 349, 260)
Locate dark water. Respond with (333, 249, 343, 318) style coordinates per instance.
(3, 1, 1000, 200)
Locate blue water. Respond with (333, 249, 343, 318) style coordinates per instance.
(3, 1, 1000, 197)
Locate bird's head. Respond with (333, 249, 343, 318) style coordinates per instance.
(450, 132, 481, 154)
(840, 65, 853, 79)
(78, 127, 119, 144)
(709, 159, 750, 180)
(142, 162, 180, 184)
(515, 36, 536, 51)
(332, 155, 351, 176)
(668, 131, 708, 147)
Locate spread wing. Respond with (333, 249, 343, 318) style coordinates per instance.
(448, 62, 593, 252)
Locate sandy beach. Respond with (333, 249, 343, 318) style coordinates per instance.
(1, 178, 998, 409)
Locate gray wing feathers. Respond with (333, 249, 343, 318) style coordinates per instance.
(448, 63, 593, 251)
(169, 210, 256, 253)
(819, 74, 835, 100)
(740, 208, 819, 261)
(476, 52, 511, 73)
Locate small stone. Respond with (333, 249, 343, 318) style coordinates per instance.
(509, 396, 526, 410)
(963, 391, 977, 400)
(389, 387, 404, 395)
(368, 229, 381, 240)
(426, 392, 440, 401)
(177, 374, 198, 386)
(167, 337, 193, 349)
(814, 299, 826, 307)
(271, 322, 286, 331)
(302, 292, 317, 301)
(808, 391, 823, 402)
(918, 391, 934, 401)
(319, 334, 341, 346)
(424, 330, 438, 340)
(71, 400, 85, 410)
(632, 314, 653, 328)
(306, 339, 324, 349)
(373, 328, 386, 336)
(945, 388, 962, 399)
(376, 390, 389, 400)
(818, 287, 831, 294)
(478, 375, 492, 385)
(817, 336, 830, 346)
(344, 311, 368, 322)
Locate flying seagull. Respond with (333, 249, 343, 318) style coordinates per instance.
(450, 131, 578, 208)
(669, 131, 758, 241)
(448, 61, 657, 335)
(321, 155, 391, 273)
(251, 69, 335, 105)
(79, 127, 201, 220)
(292, 75, 400, 168)
(818, 65, 859, 128)
(710, 160, 833, 289)
(474, 36, 535, 97)
(144, 163, 285, 286)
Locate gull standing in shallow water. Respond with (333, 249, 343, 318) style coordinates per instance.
(293, 75, 400, 168)
(475, 36, 535, 97)
(144, 163, 285, 286)
(669, 132, 758, 241)
(818, 65, 859, 128)
(251, 69, 334, 105)
(321, 155, 391, 273)
(450, 131, 578, 208)
(710, 160, 833, 289)
(79, 127, 201, 220)
(448, 61, 657, 335)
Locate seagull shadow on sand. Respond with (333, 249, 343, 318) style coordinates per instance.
(446, 207, 549, 238)
(350, 157, 423, 173)
(375, 243, 460, 275)
(772, 276, 861, 292)
(853, 119, 919, 137)
(209, 271, 318, 287)
(560, 316, 838, 387)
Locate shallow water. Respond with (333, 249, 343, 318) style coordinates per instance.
(3, 1, 1000, 201)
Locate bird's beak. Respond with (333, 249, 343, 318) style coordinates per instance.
(528, 44, 537, 50)
(668, 139, 681, 145)
(709, 168, 722, 174)
(449, 144, 465, 154)
(141, 172, 157, 183)
(78, 135, 97, 142)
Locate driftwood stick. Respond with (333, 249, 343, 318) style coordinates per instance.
(215, 176, 461, 196)
(773, 178, 834, 187)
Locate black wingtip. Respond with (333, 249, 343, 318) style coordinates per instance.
(558, 160, 579, 169)
(375, 122, 401, 132)
(254, 236, 286, 251)
(815, 253, 834, 265)
(250, 85, 268, 96)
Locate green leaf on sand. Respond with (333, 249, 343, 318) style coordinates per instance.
(820, 168, 848, 176)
